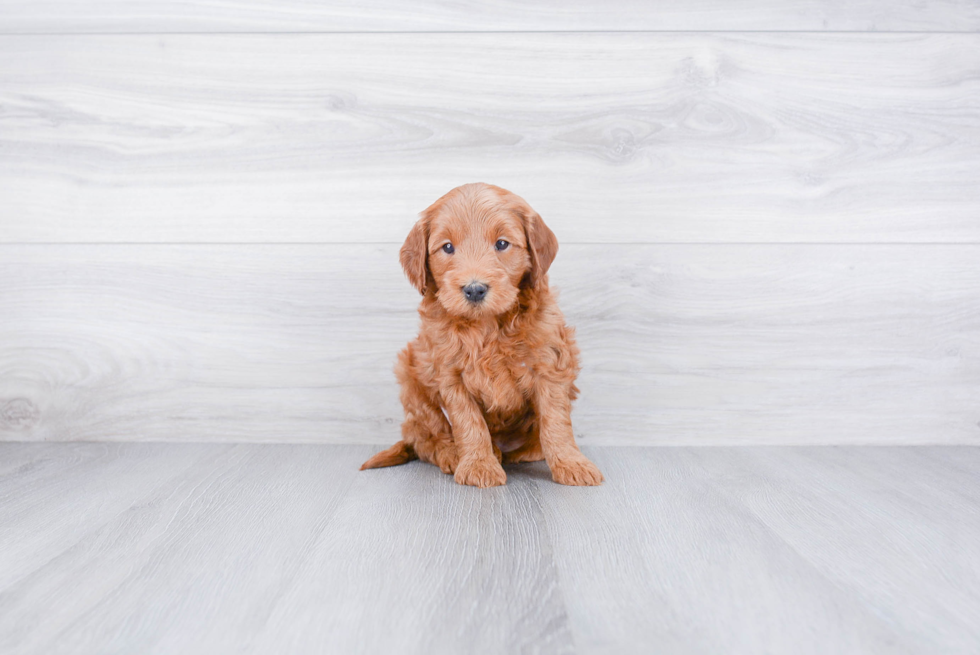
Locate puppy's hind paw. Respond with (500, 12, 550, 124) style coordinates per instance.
(435, 446, 459, 475)
(454, 457, 507, 488)
(550, 456, 604, 486)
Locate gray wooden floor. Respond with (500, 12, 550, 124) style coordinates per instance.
(2, 443, 978, 654)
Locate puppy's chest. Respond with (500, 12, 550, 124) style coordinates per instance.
(458, 340, 532, 413)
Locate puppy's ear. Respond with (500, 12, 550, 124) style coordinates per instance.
(517, 201, 558, 289)
(400, 217, 431, 295)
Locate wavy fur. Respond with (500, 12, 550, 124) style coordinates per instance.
(361, 183, 603, 487)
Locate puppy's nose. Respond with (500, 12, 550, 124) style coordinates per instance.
(462, 282, 488, 303)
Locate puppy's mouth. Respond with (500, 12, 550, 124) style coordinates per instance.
(436, 279, 517, 318)
(441, 284, 502, 318)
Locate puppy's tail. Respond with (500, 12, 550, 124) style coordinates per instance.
(360, 440, 418, 470)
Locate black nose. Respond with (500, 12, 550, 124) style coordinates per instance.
(462, 282, 488, 303)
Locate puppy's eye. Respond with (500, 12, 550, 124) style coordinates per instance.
(495, 239, 510, 251)
(442, 243, 454, 254)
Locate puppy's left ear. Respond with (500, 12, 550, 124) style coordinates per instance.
(516, 199, 558, 289)
(400, 217, 431, 295)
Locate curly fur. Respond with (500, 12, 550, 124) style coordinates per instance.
(361, 183, 603, 487)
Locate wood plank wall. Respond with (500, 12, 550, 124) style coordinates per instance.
(2, 3, 979, 445)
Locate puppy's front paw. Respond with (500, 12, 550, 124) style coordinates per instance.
(550, 456, 604, 486)
(454, 456, 507, 488)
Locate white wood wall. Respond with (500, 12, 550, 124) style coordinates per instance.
(2, 2, 979, 445)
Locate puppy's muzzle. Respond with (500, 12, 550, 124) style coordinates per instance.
(462, 282, 489, 304)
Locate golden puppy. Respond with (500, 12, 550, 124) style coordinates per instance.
(361, 183, 603, 487)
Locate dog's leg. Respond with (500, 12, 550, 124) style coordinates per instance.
(442, 384, 506, 487)
(397, 355, 457, 475)
(501, 429, 545, 464)
(401, 394, 457, 475)
(497, 414, 544, 463)
(534, 382, 603, 486)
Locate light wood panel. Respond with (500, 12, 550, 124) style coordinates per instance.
(0, 443, 363, 654)
(2, 34, 979, 243)
(2, 0, 979, 33)
(251, 449, 573, 655)
(2, 243, 978, 445)
(0, 442, 230, 592)
(714, 447, 980, 647)
(2, 443, 979, 653)
(541, 446, 980, 653)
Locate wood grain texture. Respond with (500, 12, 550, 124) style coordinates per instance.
(541, 446, 980, 654)
(0, 442, 364, 655)
(710, 447, 980, 650)
(251, 448, 574, 655)
(2, 443, 979, 653)
(0, 442, 230, 591)
(2, 33, 979, 243)
(2, 244, 978, 446)
(2, 0, 979, 33)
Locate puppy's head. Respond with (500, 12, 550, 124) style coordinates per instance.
(400, 183, 558, 318)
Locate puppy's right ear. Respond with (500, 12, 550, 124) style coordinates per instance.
(399, 217, 431, 295)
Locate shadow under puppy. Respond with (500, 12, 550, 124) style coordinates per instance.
(361, 183, 603, 487)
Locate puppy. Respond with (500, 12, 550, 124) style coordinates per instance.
(361, 183, 603, 487)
